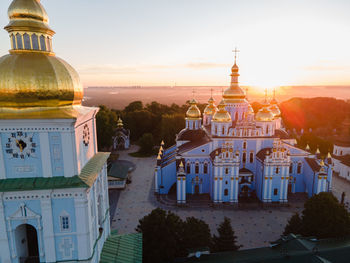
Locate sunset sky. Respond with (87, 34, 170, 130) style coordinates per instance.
(0, 0, 349, 93)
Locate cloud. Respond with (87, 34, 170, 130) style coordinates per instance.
(304, 64, 350, 71)
(185, 62, 229, 69)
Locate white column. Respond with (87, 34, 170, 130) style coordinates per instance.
(177, 178, 181, 203)
(0, 194, 11, 263)
(230, 177, 234, 202)
(263, 166, 268, 201)
(268, 173, 273, 202)
(41, 197, 56, 262)
(0, 138, 6, 179)
(154, 168, 158, 193)
(74, 196, 91, 259)
(317, 176, 321, 194)
(279, 172, 284, 202)
(219, 167, 223, 202)
(40, 132, 52, 178)
(214, 166, 218, 202)
(284, 167, 288, 201)
(182, 178, 186, 203)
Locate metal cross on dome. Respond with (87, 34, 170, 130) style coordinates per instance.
(232, 47, 240, 64)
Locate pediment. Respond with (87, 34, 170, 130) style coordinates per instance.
(9, 203, 41, 220)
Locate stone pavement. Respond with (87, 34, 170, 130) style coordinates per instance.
(110, 145, 350, 249)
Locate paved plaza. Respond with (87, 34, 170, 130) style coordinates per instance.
(110, 145, 348, 249)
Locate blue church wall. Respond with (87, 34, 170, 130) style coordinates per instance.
(270, 177, 282, 202)
(2, 132, 43, 179)
(52, 198, 78, 260)
(303, 162, 316, 197)
(159, 161, 177, 194)
(186, 173, 210, 194)
(49, 132, 64, 177)
(4, 199, 42, 228)
(255, 161, 264, 200)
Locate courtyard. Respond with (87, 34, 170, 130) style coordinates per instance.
(110, 145, 346, 249)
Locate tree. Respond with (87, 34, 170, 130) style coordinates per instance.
(300, 192, 350, 238)
(123, 110, 155, 141)
(182, 217, 212, 252)
(124, 101, 143, 112)
(96, 105, 118, 150)
(283, 213, 302, 235)
(212, 217, 240, 252)
(136, 208, 184, 263)
(160, 114, 185, 147)
(137, 133, 155, 154)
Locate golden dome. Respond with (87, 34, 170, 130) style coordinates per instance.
(255, 107, 274, 122)
(223, 62, 246, 103)
(212, 99, 231, 122)
(117, 117, 124, 127)
(204, 97, 218, 115)
(5, 0, 53, 35)
(0, 53, 83, 108)
(0, 0, 83, 110)
(269, 104, 281, 117)
(186, 99, 201, 119)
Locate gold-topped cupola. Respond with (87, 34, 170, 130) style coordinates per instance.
(0, 0, 83, 117)
(223, 48, 246, 103)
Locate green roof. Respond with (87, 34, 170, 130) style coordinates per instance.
(100, 232, 142, 263)
(108, 162, 129, 180)
(184, 234, 350, 263)
(0, 152, 110, 192)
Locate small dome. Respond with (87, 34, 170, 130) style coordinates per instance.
(269, 104, 281, 117)
(212, 100, 231, 122)
(5, 0, 53, 34)
(186, 99, 201, 119)
(231, 63, 239, 73)
(8, 0, 48, 22)
(255, 107, 274, 122)
(204, 97, 218, 115)
(117, 118, 124, 127)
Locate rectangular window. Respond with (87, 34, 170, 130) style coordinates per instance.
(60, 216, 70, 231)
(274, 188, 278, 195)
(225, 168, 229, 174)
(289, 164, 293, 174)
(297, 163, 302, 174)
(275, 167, 279, 174)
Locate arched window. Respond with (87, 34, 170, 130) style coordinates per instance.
(222, 127, 225, 135)
(249, 152, 254, 163)
(23, 33, 31, 49)
(275, 167, 279, 174)
(203, 163, 208, 174)
(289, 163, 293, 174)
(243, 141, 247, 149)
(195, 163, 199, 174)
(40, 35, 46, 51)
(186, 162, 191, 174)
(242, 152, 247, 163)
(341, 151, 343, 155)
(297, 163, 302, 174)
(16, 33, 23, 49)
(225, 168, 229, 174)
(235, 112, 238, 121)
(215, 126, 217, 135)
(31, 34, 39, 50)
(266, 125, 269, 134)
(224, 189, 228, 196)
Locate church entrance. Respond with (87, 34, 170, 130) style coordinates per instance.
(15, 224, 39, 263)
(194, 185, 200, 194)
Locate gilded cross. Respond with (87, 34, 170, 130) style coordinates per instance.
(232, 47, 240, 64)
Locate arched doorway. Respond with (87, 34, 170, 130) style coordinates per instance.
(15, 224, 39, 263)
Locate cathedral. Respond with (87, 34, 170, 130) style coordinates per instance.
(0, 0, 110, 262)
(155, 55, 333, 204)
